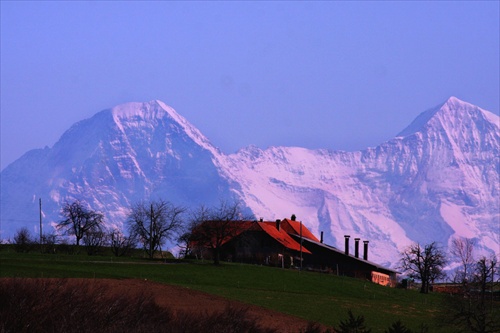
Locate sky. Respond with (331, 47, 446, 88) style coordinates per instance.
(1, 1, 499, 171)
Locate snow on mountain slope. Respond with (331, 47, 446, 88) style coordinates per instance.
(1, 97, 498, 268)
(1, 101, 234, 239)
(222, 97, 500, 266)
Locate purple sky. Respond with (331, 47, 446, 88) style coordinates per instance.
(1, 1, 499, 171)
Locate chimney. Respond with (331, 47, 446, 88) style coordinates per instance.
(320, 231, 324, 243)
(363, 241, 369, 260)
(259, 217, 263, 222)
(291, 214, 296, 221)
(344, 235, 350, 255)
(354, 238, 360, 258)
(276, 219, 281, 231)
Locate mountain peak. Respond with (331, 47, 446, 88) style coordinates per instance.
(109, 100, 220, 155)
(397, 96, 497, 137)
(444, 95, 464, 107)
(110, 100, 175, 120)
(440, 96, 479, 113)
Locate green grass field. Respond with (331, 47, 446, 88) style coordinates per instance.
(0, 249, 489, 332)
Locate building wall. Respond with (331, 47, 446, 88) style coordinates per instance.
(294, 238, 397, 284)
(190, 226, 397, 286)
(221, 231, 298, 267)
(371, 271, 391, 286)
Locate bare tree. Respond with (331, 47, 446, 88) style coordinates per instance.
(57, 201, 104, 247)
(108, 229, 135, 257)
(189, 200, 252, 265)
(450, 237, 476, 287)
(177, 231, 193, 259)
(82, 229, 106, 255)
(400, 242, 447, 294)
(127, 199, 186, 259)
(474, 256, 497, 304)
(449, 255, 499, 333)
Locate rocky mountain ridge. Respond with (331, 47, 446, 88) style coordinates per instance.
(1, 97, 498, 267)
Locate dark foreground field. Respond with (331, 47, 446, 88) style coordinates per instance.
(1, 278, 320, 333)
(1, 250, 498, 332)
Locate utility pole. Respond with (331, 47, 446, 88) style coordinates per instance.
(300, 221, 303, 270)
(39, 198, 43, 252)
(150, 203, 154, 259)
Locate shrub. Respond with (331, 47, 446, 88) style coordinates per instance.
(385, 320, 413, 333)
(82, 229, 106, 255)
(335, 309, 372, 333)
(108, 229, 135, 257)
(13, 228, 34, 253)
(40, 233, 58, 254)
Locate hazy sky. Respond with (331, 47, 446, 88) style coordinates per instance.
(1, 1, 499, 171)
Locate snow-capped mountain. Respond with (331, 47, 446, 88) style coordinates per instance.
(1, 97, 498, 267)
(222, 97, 499, 266)
(0, 101, 236, 237)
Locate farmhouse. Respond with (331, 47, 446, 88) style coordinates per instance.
(190, 216, 398, 286)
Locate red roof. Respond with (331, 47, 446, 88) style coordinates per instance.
(257, 222, 311, 254)
(278, 219, 321, 243)
(219, 221, 255, 246)
(191, 221, 255, 248)
(191, 220, 311, 254)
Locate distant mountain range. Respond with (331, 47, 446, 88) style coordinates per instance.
(1, 97, 498, 267)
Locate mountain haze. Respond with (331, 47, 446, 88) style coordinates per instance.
(1, 97, 498, 267)
(1, 101, 235, 235)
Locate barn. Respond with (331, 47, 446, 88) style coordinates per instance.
(190, 216, 398, 286)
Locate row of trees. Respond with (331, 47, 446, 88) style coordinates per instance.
(124, 199, 251, 262)
(14, 199, 499, 281)
(12, 198, 248, 262)
(400, 239, 497, 294)
(13, 224, 136, 257)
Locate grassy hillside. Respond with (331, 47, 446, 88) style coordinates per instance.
(0, 249, 486, 332)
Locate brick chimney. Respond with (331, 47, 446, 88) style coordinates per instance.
(276, 219, 281, 231)
(354, 238, 360, 258)
(363, 241, 369, 260)
(344, 235, 350, 255)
